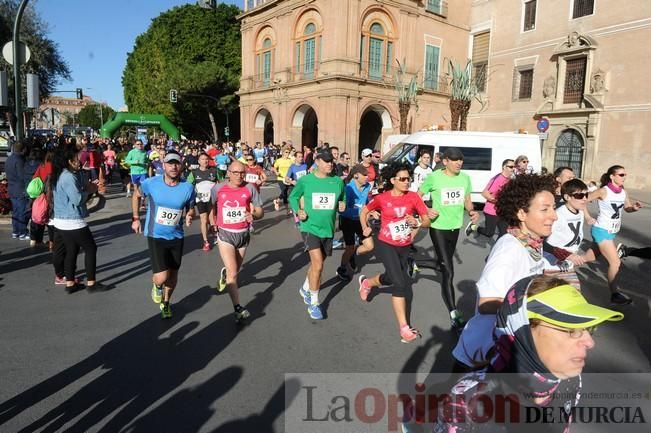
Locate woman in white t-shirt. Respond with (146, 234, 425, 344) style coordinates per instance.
(588, 165, 642, 305)
(452, 173, 558, 370)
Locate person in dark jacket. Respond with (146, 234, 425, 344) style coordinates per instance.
(5, 140, 29, 239)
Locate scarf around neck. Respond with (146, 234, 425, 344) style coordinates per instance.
(507, 226, 543, 261)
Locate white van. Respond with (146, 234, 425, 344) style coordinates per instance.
(380, 130, 542, 203)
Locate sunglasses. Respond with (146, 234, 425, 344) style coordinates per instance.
(394, 176, 412, 182)
(246, 158, 254, 161)
(363, 155, 372, 158)
(615, 173, 627, 177)
(505, 165, 515, 169)
(570, 192, 589, 200)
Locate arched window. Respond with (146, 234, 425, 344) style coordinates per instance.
(361, 21, 393, 80)
(295, 22, 322, 80)
(256, 37, 273, 87)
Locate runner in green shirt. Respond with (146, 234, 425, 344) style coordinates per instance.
(124, 140, 149, 209)
(419, 147, 479, 330)
(289, 150, 345, 320)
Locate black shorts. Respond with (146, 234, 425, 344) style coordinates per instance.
(147, 236, 184, 273)
(196, 201, 212, 214)
(302, 232, 333, 257)
(217, 229, 250, 249)
(340, 217, 368, 246)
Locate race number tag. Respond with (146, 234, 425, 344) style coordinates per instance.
(155, 206, 182, 226)
(441, 187, 464, 206)
(607, 219, 621, 234)
(196, 182, 213, 203)
(312, 193, 336, 210)
(223, 207, 246, 224)
(388, 219, 411, 241)
(295, 170, 307, 179)
(245, 173, 259, 184)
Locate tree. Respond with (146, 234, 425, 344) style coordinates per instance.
(78, 104, 116, 130)
(446, 60, 484, 131)
(0, 0, 71, 128)
(393, 60, 419, 134)
(122, 3, 241, 140)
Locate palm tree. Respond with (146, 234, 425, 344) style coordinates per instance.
(393, 59, 418, 134)
(447, 60, 484, 131)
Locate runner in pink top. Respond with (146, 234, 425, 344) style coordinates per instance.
(210, 160, 264, 323)
(466, 159, 514, 239)
(358, 162, 431, 343)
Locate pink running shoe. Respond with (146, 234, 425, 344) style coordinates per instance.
(358, 275, 371, 301)
(202, 241, 211, 252)
(400, 325, 422, 343)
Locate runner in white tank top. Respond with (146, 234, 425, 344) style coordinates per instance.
(588, 165, 642, 305)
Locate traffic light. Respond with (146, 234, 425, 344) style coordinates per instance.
(224, 126, 230, 137)
(76, 88, 83, 99)
(170, 89, 178, 103)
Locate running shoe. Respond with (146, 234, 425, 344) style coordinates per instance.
(358, 275, 371, 301)
(616, 243, 629, 259)
(464, 221, 477, 237)
(307, 303, 323, 320)
(202, 241, 211, 252)
(126, 191, 131, 198)
(151, 284, 163, 304)
(55, 276, 80, 285)
(86, 282, 109, 293)
(235, 306, 251, 323)
(19, 234, 29, 240)
(273, 198, 280, 211)
(65, 283, 84, 294)
(407, 257, 420, 278)
(218, 267, 227, 292)
(160, 302, 172, 319)
(332, 238, 344, 250)
(610, 291, 632, 305)
(11, 233, 18, 239)
(336, 266, 351, 281)
(450, 309, 467, 330)
(299, 286, 312, 305)
(400, 325, 422, 343)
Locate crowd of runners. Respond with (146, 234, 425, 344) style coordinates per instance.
(4, 135, 644, 342)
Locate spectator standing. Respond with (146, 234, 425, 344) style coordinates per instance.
(5, 140, 30, 239)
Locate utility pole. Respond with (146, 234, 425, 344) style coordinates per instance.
(13, 0, 30, 141)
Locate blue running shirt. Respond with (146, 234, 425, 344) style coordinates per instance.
(141, 176, 196, 240)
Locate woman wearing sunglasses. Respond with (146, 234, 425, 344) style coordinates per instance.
(358, 162, 431, 343)
(542, 179, 598, 288)
(588, 165, 643, 305)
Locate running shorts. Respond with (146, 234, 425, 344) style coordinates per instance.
(147, 236, 184, 273)
(196, 201, 212, 215)
(302, 232, 333, 256)
(340, 217, 369, 246)
(217, 228, 250, 249)
(591, 225, 617, 243)
(131, 174, 146, 186)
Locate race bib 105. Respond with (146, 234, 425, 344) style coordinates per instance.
(441, 187, 464, 206)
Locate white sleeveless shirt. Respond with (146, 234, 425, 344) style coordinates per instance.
(594, 186, 626, 234)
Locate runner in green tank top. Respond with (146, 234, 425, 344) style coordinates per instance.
(289, 150, 345, 320)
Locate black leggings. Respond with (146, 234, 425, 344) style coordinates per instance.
(375, 240, 412, 298)
(628, 247, 651, 259)
(53, 226, 98, 281)
(429, 228, 460, 312)
(279, 183, 290, 204)
(477, 213, 507, 239)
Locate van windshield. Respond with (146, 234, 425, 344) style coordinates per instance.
(381, 142, 419, 165)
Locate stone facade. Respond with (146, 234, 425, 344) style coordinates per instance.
(34, 96, 96, 129)
(238, 0, 470, 157)
(467, 0, 651, 188)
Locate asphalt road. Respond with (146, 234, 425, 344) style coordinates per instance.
(0, 182, 650, 432)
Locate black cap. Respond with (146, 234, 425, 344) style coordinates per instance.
(349, 164, 369, 177)
(443, 147, 464, 161)
(315, 150, 334, 162)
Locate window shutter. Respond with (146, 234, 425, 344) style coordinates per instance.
(524, 1, 536, 31)
(425, 45, 440, 90)
(472, 32, 490, 64)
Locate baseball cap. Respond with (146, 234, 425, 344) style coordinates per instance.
(442, 147, 464, 161)
(163, 150, 182, 163)
(361, 148, 373, 157)
(315, 150, 334, 162)
(349, 164, 369, 177)
(527, 285, 624, 328)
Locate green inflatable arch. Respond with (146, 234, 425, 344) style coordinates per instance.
(99, 112, 180, 141)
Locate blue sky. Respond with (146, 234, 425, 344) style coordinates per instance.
(34, 0, 240, 110)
